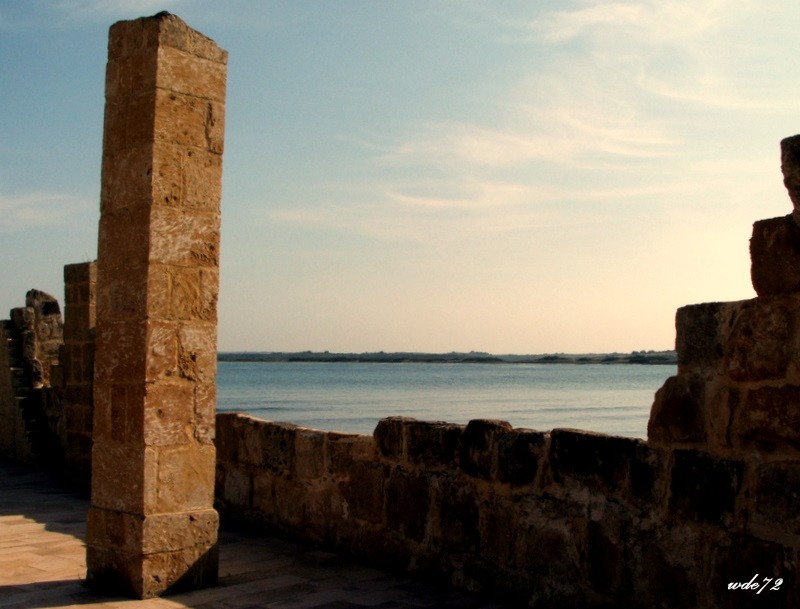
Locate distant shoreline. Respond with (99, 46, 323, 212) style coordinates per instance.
(217, 350, 677, 365)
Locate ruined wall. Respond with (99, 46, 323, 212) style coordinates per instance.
(0, 269, 97, 478)
(62, 262, 97, 484)
(215, 413, 797, 608)
(0, 292, 64, 465)
(0, 321, 16, 455)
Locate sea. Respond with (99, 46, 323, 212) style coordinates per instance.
(216, 361, 675, 439)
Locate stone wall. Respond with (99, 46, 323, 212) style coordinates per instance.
(0, 291, 64, 465)
(0, 320, 17, 456)
(62, 262, 97, 484)
(214, 413, 797, 608)
(0, 269, 97, 478)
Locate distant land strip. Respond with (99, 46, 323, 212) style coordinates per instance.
(217, 350, 677, 365)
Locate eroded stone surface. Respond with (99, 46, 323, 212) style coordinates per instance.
(87, 11, 226, 599)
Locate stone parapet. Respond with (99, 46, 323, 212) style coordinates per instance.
(215, 413, 798, 608)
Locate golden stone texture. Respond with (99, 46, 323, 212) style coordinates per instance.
(87, 12, 226, 599)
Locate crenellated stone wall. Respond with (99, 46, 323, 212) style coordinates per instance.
(214, 413, 797, 608)
(0, 291, 64, 464)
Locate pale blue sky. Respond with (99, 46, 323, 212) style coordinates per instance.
(1, 1, 798, 353)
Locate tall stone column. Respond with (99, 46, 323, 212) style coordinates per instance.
(86, 12, 226, 598)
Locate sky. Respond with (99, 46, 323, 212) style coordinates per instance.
(1, 0, 799, 354)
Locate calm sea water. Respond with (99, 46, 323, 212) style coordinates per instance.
(216, 361, 674, 439)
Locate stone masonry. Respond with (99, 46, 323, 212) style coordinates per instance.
(85, 13, 226, 598)
(0, 291, 64, 464)
(62, 262, 97, 485)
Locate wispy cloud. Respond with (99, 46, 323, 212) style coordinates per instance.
(264, 1, 794, 255)
(529, 0, 735, 44)
(0, 192, 89, 231)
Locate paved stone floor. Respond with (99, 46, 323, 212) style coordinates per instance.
(0, 457, 514, 609)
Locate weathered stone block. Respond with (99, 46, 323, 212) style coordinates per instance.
(153, 443, 216, 513)
(459, 419, 512, 479)
(751, 215, 800, 296)
(385, 469, 428, 542)
(496, 428, 548, 486)
(214, 412, 242, 463)
(648, 374, 707, 445)
(342, 461, 385, 524)
(96, 261, 149, 322)
(731, 384, 800, 453)
(100, 145, 156, 209)
(587, 515, 627, 598)
(92, 382, 145, 442)
(91, 442, 156, 513)
(515, 497, 585, 606)
(194, 382, 216, 444)
(478, 494, 517, 570)
(295, 428, 326, 479)
(64, 304, 94, 339)
(10, 306, 34, 330)
(753, 460, 800, 534)
(222, 466, 251, 508)
(144, 321, 178, 381)
(141, 509, 218, 554)
(724, 296, 793, 382)
(50, 363, 64, 388)
(181, 148, 224, 210)
(108, 91, 158, 151)
(107, 12, 227, 65)
(177, 322, 217, 382)
(261, 422, 298, 472)
(272, 476, 308, 529)
(64, 261, 97, 285)
(149, 207, 219, 268)
(153, 88, 211, 150)
(85, 545, 142, 596)
(156, 45, 227, 101)
(548, 428, 640, 497)
(327, 431, 374, 472)
(103, 41, 149, 83)
(628, 525, 704, 609)
(140, 543, 218, 598)
(628, 442, 670, 507)
(439, 478, 479, 552)
(781, 134, 800, 216)
(374, 416, 413, 460)
(668, 449, 743, 526)
(404, 420, 462, 468)
(675, 301, 730, 372)
(142, 381, 194, 447)
(87, 506, 143, 552)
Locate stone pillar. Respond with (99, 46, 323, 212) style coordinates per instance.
(62, 262, 97, 485)
(86, 12, 226, 598)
